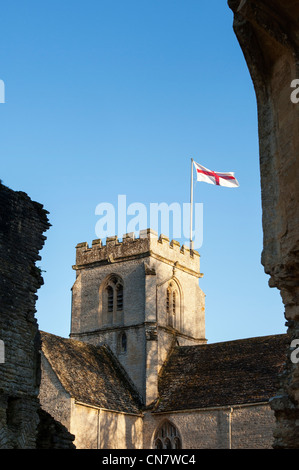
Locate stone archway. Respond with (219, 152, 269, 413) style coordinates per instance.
(228, 0, 299, 448)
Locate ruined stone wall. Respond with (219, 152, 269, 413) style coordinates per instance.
(0, 182, 75, 449)
(228, 0, 299, 448)
(0, 182, 50, 448)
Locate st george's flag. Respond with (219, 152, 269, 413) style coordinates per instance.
(193, 160, 239, 188)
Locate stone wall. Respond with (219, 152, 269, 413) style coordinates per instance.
(39, 353, 72, 430)
(36, 408, 75, 449)
(0, 182, 50, 448)
(228, 0, 299, 448)
(69, 402, 143, 449)
(0, 182, 75, 449)
(144, 403, 276, 449)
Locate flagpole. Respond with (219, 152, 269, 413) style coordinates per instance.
(190, 157, 194, 251)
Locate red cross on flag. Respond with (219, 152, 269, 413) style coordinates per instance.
(193, 161, 239, 188)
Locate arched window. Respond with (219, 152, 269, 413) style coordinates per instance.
(164, 438, 171, 449)
(118, 332, 127, 354)
(153, 420, 182, 449)
(155, 439, 163, 449)
(107, 285, 114, 312)
(166, 288, 170, 314)
(116, 284, 123, 311)
(174, 437, 181, 449)
(166, 281, 180, 330)
(172, 291, 176, 316)
(101, 275, 124, 325)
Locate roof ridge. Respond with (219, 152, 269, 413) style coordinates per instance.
(175, 333, 288, 349)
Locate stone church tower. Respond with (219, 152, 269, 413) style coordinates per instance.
(70, 229, 206, 406)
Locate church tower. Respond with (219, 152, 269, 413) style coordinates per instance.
(70, 228, 206, 406)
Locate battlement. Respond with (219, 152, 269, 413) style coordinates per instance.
(74, 228, 202, 276)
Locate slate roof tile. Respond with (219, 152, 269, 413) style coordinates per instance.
(155, 334, 289, 412)
(40, 331, 142, 414)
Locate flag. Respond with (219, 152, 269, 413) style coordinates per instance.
(193, 161, 239, 188)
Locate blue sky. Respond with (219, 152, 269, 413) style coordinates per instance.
(0, 0, 286, 343)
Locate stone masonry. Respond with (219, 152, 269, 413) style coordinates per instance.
(228, 0, 299, 448)
(0, 182, 50, 448)
(0, 182, 74, 448)
(70, 229, 206, 406)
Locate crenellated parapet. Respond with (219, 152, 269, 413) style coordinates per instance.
(74, 228, 202, 277)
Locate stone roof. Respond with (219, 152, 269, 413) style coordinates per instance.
(40, 331, 142, 415)
(41, 332, 289, 415)
(155, 334, 289, 412)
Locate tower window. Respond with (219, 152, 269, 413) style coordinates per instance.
(166, 281, 180, 330)
(116, 284, 123, 311)
(121, 332, 127, 353)
(118, 332, 127, 355)
(107, 286, 114, 312)
(172, 291, 176, 315)
(101, 275, 124, 326)
(166, 288, 170, 314)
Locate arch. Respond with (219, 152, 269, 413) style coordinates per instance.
(166, 277, 183, 331)
(107, 285, 113, 312)
(116, 283, 123, 311)
(118, 331, 127, 354)
(174, 437, 181, 449)
(155, 438, 163, 449)
(99, 274, 124, 326)
(153, 420, 182, 449)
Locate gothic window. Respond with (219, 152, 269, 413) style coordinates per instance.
(174, 437, 181, 449)
(155, 439, 163, 449)
(102, 275, 124, 325)
(153, 420, 182, 449)
(166, 288, 170, 314)
(166, 281, 180, 330)
(107, 286, 114, 312)
(118, 332, 127, 354)
(116, 284, 123, 311)
(164, 438, 171, 449)
(172, 291, 176, 316)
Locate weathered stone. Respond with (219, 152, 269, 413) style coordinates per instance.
(0, 182, 50, 448)
(228, 0, 299, 448)
(0, 182, 75, 449)
(70, 229, 206, 405)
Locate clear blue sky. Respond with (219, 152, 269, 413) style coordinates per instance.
(0, 0, 286, 343)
